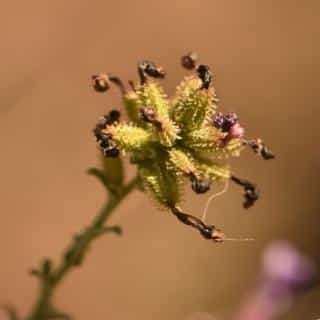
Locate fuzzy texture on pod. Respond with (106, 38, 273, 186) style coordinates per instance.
(94, 55, 274, 212)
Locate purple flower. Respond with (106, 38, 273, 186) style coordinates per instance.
(234, 241, 316, 320)
(262, 241, 315, 293)
(213, 112, 238, 132)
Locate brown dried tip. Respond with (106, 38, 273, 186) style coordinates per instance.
(138, 60, 166, 84)
(196, 64, 212, 89)
(248, 138, 275, 160)
(92, 74, 110, 92)
(170, 206, 224, 242)
(231, 175, 260, 209)
(181, 52, 198, 70)
(140, 106, 158, 123)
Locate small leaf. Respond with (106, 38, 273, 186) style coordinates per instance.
(42, 258, 52, 277)
(87, 167, 108, 189)
(95, 225, 123, 237)
(30, 268, 41, 277)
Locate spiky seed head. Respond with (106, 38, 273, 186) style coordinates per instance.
(92, 53, 274, 216)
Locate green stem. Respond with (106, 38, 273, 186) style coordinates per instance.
(26, 176, 139, 320)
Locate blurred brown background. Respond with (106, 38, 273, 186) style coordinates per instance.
(1, 1, 319, 319)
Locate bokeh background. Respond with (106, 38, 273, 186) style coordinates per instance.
(1, 1, 319, 319)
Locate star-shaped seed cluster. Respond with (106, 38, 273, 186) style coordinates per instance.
(92, 53, 274, 242)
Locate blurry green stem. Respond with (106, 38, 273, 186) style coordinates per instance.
(26, 175, 139, 320)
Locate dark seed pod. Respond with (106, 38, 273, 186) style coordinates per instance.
(99, 134, 111, 149)
(200, 224, 216, 239)
(93, 126, 103, 141)
(231, 176, 259, 209)
(140, 106, 157, 123)
(107, 109, 121, 124)
(261, 146, 275, 160)
(191, 177, 211, 194)
(196, 64, 212, 89)
(92, 74, 110, 92)
(181, 52, 198, 70)
(105, 147, 120, 158)
(243, 184, 260, 209)
(248, 139, 275, 160)
(138, 61, 166, 84)
(96, 116, 109, 129)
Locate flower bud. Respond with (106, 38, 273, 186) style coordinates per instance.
(213, 112, 238, 132)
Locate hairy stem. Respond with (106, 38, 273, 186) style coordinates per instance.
(26, 176, 139, 320)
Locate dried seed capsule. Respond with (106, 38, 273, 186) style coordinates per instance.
(243, 184, 260, 209)
(181, 52, 198, 70)
(93, 127, 102, 141)
(104, 147, 120, 158)
(92, 74, 110, 92)
(96, 116, 108, 129)
(199, 224, 216, 239)
(99, 134, 111, 149)
(191, 177, 211, 194)
(249, 138, 275, 160)
(231, 176, 259, 209)
(261, 145, 275, 160)
(196, 64, 212, 89)
(140, 106, 157, 123)
(138, 61, 166, 84)
(107, 109, 121, 124)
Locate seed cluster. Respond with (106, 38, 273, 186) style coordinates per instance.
(91, 53, 275, 242)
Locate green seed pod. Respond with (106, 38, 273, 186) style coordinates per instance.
(172, 76, 218, 131)
(104, 124, 152, 153)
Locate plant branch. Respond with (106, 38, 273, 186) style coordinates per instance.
(25, 175, 139, 320)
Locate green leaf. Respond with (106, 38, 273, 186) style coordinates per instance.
(87, 168, 109, 189)
(42, 258, 52, 277)
(94, 225, 123, 237)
